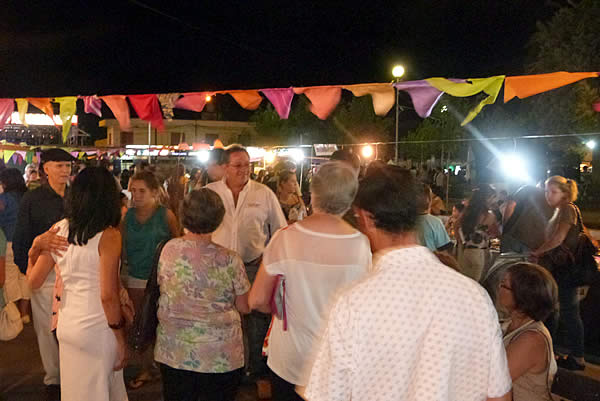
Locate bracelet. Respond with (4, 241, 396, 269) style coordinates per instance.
(108, 317, 126, 330)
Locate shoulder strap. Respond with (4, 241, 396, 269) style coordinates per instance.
(570, 203, 584, 233)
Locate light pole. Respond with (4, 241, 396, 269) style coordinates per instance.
(392, 64, 405, 163)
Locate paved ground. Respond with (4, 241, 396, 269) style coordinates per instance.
(0, 325, 267, 401)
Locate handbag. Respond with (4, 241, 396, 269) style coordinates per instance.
(269, 274, 287, 331)
(0, 302, 23, 341)
(128, 240, 168, 352)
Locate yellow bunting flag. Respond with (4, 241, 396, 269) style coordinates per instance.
(55, 97, 77, 142)
(16, 99, 28, 126)
(426, 76, 505, 125)
(3, 150, 15, 163)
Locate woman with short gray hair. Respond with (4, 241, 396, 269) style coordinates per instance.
(154, 188, 251, 401)
(249, 162, 371, 401)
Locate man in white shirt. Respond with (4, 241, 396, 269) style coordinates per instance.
(305, 165, 512, 401)
(205, 145, 287, 380)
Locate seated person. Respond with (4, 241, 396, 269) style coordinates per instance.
(415, 184, 452, 252)
(498, 262, 558, 401)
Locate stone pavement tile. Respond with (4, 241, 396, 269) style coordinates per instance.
(1, 325, 267, 401)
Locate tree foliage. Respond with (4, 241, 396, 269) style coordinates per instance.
(527, 0, 600, 132)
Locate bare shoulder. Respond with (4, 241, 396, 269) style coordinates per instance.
(100, 227, 122, 244)
(511, 329, 547, 354)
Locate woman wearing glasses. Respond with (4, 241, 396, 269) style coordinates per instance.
(498, 263, 558, 401)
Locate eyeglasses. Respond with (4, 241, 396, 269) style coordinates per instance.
(229, 164, 250, 170)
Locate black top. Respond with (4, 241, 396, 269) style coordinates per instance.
(13, 184, 66, 274)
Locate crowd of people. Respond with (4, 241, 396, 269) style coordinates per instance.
(0, 144, 596, 401)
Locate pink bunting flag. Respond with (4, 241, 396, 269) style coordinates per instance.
(260, 88, 294, 119)
(293, 86, 342, 120)
(175, 92, 212, 113)
(100, 95, 131, 131)
(128, 94, 164, 132)
(70, 152, 79, 158)
(0, 99, 14, 130)
(82, 96, 102, 117)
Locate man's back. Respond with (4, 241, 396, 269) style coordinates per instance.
(306, 246, 512, 401)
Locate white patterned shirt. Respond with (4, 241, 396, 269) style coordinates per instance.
(305, 246, 512, 401)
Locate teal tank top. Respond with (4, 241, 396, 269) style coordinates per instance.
(125, 206, 171, 280)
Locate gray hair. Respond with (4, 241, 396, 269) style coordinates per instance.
(310, 161, 358, 215)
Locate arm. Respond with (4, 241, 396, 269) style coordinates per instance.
(26, 236, 56, 290)
(505, 330, 548, 381)
(235, 292, 250, 315)
(248, 262, 277, 314)
(165, 208, 181, 238)
(98, 227, 127, 371)
(532, 222, 571, 256)
(267, 191, 288, 236)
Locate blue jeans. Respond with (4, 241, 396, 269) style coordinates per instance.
(547, 285, 585, 358)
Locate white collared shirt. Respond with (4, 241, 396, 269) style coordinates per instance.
(206, 179, 287, 263)
(305, 246, 512, 401)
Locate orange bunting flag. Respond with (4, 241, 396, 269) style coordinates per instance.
(27, 98, 55, 121)
(228, 90, 263, 110)
(504, 72, 599, 103)
(293, 86, 342, 120)
(100, 95, 131, 131)
(343, 83, 395, 116)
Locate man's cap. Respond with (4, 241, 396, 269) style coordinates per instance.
(41, 148, 76, 164)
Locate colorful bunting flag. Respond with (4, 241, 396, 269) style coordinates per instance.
(100, 95, 131, 131)
(3, 150, 15, 163)
(129, 94, 164, 131)
(16, 99, 28, 126)
(228, 90, 263, 110)
(394, 79, 465, 118)
(27, 98, 55, 121)
(175, 92, 212, 113)
(157, 93, 180, 121)
(427, 76, 505, 126)
(293, 86, 342, 120)
(260, 88, 294, 119)
(343, 83, 395, 116)
(504, 72, 599, 103)
(0, 99, 14, 130)
(82, 95, 102, 117)
(55, 97, 77, 142)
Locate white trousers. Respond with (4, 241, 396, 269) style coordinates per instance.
(31, 270, 60, 385)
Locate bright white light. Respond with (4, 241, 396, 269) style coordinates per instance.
(392, 65, 405, 78)
(159, 149, 169, 156)
(500, 153, 530, 182)
(9, 112, 78, 126)
(586, 140, 596, 149)
(361, 145, 374, 158)
(247, 147, 266, 162)
(290, 148, 304, 162)
(197, 150, 210, 162)
(205, 95, 212, 102)
(264, 150, 276, 164)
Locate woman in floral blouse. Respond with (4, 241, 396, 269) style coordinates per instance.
(154, 188, 251, 401)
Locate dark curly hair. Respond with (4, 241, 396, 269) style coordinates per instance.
(66, 167, 121, 245)
(506, 263, 558, 321)
(181, 189, 225, 234)
(354, 165, 417, 234)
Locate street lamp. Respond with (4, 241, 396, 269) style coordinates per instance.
(392, 64, 405, 163)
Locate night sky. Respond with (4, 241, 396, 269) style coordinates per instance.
(0, 1, 565, 98)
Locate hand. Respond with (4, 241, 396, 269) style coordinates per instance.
(113, 332, 128, 371)
(35, 226, 69, 257)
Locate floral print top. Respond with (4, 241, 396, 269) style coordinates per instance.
(154, 238, 251, 373)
